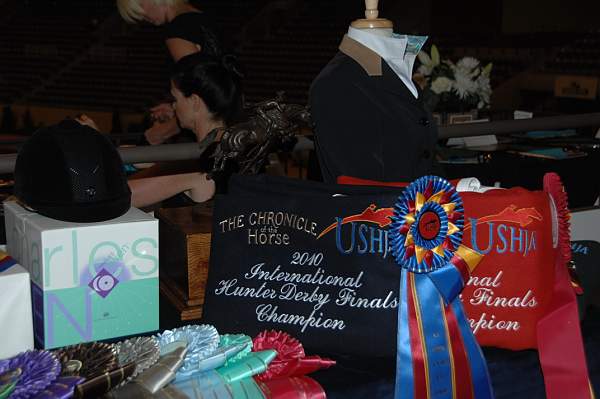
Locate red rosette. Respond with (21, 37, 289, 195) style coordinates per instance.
(543, 172, 572, 266)
(252, 330, 335, 381)
(253, 330, 305, 359)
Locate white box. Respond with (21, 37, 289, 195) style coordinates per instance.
(4, 201, 159, 349)
(0, 261, 34, 359)
(571, 207, 600, 242)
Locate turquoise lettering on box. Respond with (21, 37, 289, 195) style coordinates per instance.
(43, 233, 158, 290)
(43, 278, 159, 348)
(31, 241, 41, 282)
(71, 230, 78, 285)
(43, 245, 62, 287)
(131, 238, 158, 276)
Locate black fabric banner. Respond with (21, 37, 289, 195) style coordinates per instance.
(571, 240, 600, 310)
(202, 175, 404, 357)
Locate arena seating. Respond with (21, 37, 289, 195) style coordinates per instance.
(238, 1, 363, 104)
(28, 21, 168, 111)
(0, 13, 96, 103)
(0, 0, 594, 117)
(542, 30, 600, 76)
(2, 0, 264, 112)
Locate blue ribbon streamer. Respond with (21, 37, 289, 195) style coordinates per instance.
(0, 256, 17, 273)
(415, 273, 454, 398)
(175, 370, 234, 398)
(390, 176, 494, 399)
(427, 265, 464, 306)
(395, 271, 414, 399)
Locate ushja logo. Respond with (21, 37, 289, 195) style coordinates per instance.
(317, 204, 394, 258)
(317, 204, 394, 239)
(465, 205, 543, 256)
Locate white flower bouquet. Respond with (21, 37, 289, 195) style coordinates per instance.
(415, 45, 493, 113)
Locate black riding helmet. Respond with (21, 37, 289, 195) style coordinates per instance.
(13, 119, 131, 223)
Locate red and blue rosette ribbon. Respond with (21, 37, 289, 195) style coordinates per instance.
(0, 251, 17, 273)
(390, 176, 494, 399)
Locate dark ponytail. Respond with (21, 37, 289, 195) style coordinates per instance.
(171, 53, 244, 125)
(220, 54, 245, 79)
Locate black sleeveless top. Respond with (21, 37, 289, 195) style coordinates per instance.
(164, 12, 222, 58)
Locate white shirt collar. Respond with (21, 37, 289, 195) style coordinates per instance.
(347, 27, 425, 98)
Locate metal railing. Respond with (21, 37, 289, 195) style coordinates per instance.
(437, 112, 600, 139)
(0, 112, 599, 174)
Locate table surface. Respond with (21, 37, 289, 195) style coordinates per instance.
(155, 292, 600, 398)
(308, 306, 600, 399)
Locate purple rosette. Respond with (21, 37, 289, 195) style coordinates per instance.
(33, 376, 85, 399)
(0, 350, 60, 399)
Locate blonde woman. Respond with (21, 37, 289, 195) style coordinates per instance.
(117, 0, 222, 144)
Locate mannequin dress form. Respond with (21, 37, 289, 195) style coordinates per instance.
(309, 0, 440, 184)
(351, 0, 393, 36)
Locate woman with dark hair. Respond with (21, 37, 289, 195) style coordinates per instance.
(169, 53, 243, 141)
(128, 52, 244, 207)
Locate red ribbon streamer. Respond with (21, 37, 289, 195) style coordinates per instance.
(537, 251, 593, 398)
(538, 173, 594, 399)
(257, 376, 327, 399)
(445, 302, 475, 399)
(450, 254, 471, 285)
(407, 274, 427, 399)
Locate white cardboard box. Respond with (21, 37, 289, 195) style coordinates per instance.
(4, 201, 159, 349)
(571, 207, 600, 243)
(0, 261, 34, 359)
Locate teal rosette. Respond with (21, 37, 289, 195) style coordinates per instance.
(218, 334, 253, 366)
